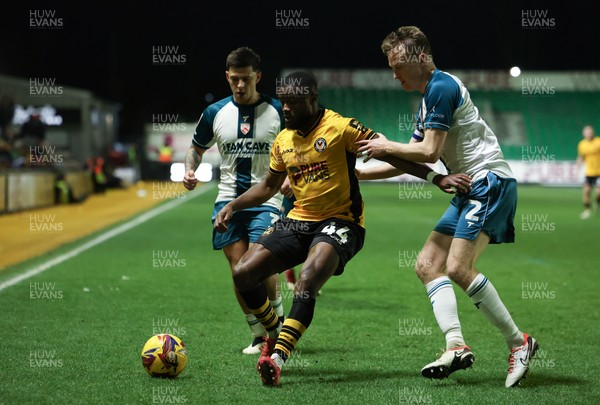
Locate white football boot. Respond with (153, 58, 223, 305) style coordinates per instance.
(242, 336, 266, 355)
(505, 333, 539, 387)
(421, 346, 475, 379)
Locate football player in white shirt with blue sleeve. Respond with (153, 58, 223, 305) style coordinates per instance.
(357, 26, 538, 388)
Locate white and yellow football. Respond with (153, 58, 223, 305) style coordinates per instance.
(141, 334, 188, 377)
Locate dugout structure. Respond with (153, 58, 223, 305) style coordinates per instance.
(0, 74, 119, 213)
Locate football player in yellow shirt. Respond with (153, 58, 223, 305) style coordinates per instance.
(214, 71, 471, 386)
(577, 125, 600, 219)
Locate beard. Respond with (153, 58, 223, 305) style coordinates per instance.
(284, 111, 311, 130)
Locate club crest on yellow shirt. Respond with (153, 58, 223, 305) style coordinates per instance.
(314, 137, 327, 152)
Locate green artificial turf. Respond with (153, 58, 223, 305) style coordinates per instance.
(0, 183, 597, 404)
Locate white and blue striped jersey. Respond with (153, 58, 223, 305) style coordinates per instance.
(192, 94, 284, 210)
(412, 69, 513, 182)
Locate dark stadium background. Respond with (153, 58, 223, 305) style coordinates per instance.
(1, 0, 598, 142)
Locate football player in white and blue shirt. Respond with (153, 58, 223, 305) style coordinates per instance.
(356, 26, 538, 388)
(183, 47, 285, 355)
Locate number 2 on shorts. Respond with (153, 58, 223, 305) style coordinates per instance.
(465, 199, 482, 222)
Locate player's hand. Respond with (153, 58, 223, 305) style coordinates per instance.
(433, 173, 472, 194)
(355, 133, 390, 163)
(280, 177, 294, 199)
(214, 203, 234, 232)
(183, 170, 198, 190)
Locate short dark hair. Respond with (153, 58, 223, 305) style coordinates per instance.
(276, 71, 318, 99)
(381, 26, 432, 57)
(225, 47, 261, 71)
(285, 70, 318, 93)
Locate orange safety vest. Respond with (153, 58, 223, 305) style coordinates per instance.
(158, 146, 173, 163)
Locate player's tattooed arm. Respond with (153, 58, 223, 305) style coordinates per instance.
(183, 146, 206, 191)
(184, 146, 203, 172)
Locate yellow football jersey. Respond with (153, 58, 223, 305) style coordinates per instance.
(578, 137, 600, 176)
(269, 109, 377, 227)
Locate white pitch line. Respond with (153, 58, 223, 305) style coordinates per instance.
(0, 184, 214, 292)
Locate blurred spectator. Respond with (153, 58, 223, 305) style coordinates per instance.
(128, 143, 138, 166)
(0, 95, 15, 142)
(19, 112, 46, 146)
(158, 133, 174, 163)
(92, 156, 108, 193)
(87, 155, 125, 193)
(55, 173, 87, 204)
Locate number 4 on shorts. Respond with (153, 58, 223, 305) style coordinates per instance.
(322, 224, 349, 244)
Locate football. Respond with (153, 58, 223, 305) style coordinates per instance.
(141, 334, 188, 377)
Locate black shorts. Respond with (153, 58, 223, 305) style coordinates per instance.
(585, 176, 600, 187)
(256, 217, 365, 276)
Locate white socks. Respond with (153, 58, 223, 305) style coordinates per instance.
(245, 313, 266, 338)
(270, 296, 284, 319)
(425, 276, 465, 349)
(271, 353, 284, 369)
(466, 273, 524, 349)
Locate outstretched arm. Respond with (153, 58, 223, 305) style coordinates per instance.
(355, 132, 470, 193)
(214, 171, 287, 231)
(376, 155, 437, 181)
(377, 154, 471, 194)
(356, 154, 471, 194)
(355, 162, 404, 180)
(356, 129, 447, 163)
